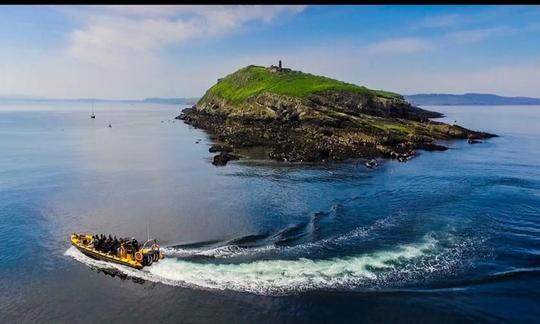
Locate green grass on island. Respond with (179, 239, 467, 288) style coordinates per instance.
(200, 65, 401, 105)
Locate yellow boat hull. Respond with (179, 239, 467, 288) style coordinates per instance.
(71, 234, 146, 270)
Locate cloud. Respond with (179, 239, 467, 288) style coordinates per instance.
(445, 27, 507, 44)
(413, 7, 529, 31)
(64, 5, 306, 66)
(415, 13, 464, 29)
(361, 25, 509, 57)
(364, 37, 434, 55)
(363, 60, 540, 97)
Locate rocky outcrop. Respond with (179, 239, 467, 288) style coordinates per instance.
(211, 151, 239, 166)
(176, 66, 496, 166)
(209, 144, 233, 153)
(178, 100, 495, 165)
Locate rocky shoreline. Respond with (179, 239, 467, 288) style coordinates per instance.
(177, 106, 496, 166)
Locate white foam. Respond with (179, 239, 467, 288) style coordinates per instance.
(65, 235, 443, 295)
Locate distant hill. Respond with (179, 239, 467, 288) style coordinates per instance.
(0, 96, 199, 105)
(405, 93, 540, 105)
(143, 97, 199, 105)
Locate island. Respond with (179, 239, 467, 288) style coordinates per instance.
(177, 62, 496, 166)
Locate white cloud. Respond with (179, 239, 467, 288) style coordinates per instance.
(364, 37, 434, 55)
(415, 13, 463, 29)
(363, 61, 540, 97)
(445, 27, 507, 44)
(360, 25, 508, 57)
(64, 5, 305, 66)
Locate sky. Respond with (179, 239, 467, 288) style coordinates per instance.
(0, 5, 539, 100)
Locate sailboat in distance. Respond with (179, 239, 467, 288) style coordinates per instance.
(90, 102, 96, 119)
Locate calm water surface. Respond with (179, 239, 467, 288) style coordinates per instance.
(0, 102, 539, 323)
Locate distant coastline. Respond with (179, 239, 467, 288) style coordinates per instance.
(405, 93, 540, 106)
(4, 92, 540, 107)
(0, 96, 199, 106)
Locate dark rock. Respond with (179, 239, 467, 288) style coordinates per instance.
(211, 152, 239, 166)
(417, 143, 448, 151)
(468, 139, 482, 144)
(212, 152, 230, 166)
(209, 144, 233, 153)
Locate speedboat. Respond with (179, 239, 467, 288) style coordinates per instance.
(70, 233, 164, 270)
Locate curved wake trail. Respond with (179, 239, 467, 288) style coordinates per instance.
(150, 237, 437, 294)
(161, 214, 397, 260)
(65, 234, 473, 295)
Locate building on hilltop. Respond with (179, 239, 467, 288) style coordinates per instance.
(268, 60, 291, 73)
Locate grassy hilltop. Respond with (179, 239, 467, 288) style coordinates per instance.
(201, 65, 400, 105)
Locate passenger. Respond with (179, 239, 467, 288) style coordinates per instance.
(101, 235, 107, 253)
(99, 234, 106, 252)
(96, 235, 102, 251)
(112, 236, 119, 255)
(105, 235, 112, 253)
(124, 239, 133, 254)
(90, 235, 97, 248)
(117, 238, 124, 257)
(132, 238, 139, 252)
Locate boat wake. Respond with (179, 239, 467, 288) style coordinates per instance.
(65, 230, 480, 295)
(161, 212, 398, 260)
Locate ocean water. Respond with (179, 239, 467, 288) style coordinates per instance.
(0, 102, 539, 323)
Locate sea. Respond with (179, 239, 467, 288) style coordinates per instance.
(0, 102, 539, 323)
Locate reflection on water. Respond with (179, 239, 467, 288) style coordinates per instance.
(1, 102, 540, 322)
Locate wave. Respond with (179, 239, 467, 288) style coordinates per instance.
(162, 213, 397, 260)
(65, 233, 473, 295)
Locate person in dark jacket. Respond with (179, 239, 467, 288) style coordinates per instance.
(103, 235, 112, 253)
(132, 238, 139, 252)
(111, 236, 119, 255)
(96, 235, 103, 251)
(101, 234, 106, 249)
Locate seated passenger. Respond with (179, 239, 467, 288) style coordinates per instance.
(115, 239, 122, 257)
(104, 236, 112, 253)
(95, 235, 101, 250)
(111, 237, 119, 255)
(124, 239, 133, 253)
(89, 235, 97, 248)
(99, 235, 106, 252)
(132, 238, 139, 251)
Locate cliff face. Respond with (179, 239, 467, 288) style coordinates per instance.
(177, 65, 496, 164)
